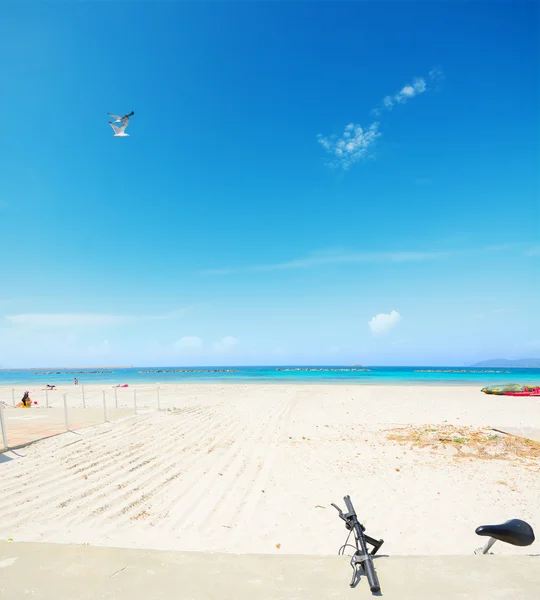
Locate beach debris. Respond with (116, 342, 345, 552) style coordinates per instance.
(314, 504, 326, 509)
(107, 111, 134, 124)
(385, 425, 540, 463)
(110, 565, 128, 578)
(132, 510, 151, 521)
(275, 543, 281, 549)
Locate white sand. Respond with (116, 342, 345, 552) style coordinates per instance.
(0, 384, 538, 556)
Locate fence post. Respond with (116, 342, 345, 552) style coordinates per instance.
(103, 391, 107, 422)
(157, 386, 160, 410)
(0, 402, 8, 449)
(114, 386, 118, 409)
(46, 388, 49, 408)
(11, 388, 15, 407)
(82, 385, 86, 408)
(134, 389, 137, 415)
(63, 394, 69, 431)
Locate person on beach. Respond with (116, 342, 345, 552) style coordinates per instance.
(18, 391, 32, 408)
(45, 384, 56, 390)
(74, 377, 78, 385)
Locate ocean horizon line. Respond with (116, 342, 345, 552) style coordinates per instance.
(0, 363, 538, 371)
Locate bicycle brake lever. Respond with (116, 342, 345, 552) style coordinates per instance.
(332, 503, 348, 522)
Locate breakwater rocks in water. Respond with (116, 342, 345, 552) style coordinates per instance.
(138, 369, 239, 373)
(275, 367, 371, 372)
(414, 369, 510, 374)
(33, 371, 113, 375)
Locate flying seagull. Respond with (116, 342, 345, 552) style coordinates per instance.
(107, 111, 134, 124)
(109, 120, 130, 137)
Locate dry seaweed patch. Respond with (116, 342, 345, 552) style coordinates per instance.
(385, 425, 540, 463)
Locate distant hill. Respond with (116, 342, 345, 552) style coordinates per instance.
(469, 358, 540, 368)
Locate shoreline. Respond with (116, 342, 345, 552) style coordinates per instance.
(1, 379, 535, 388)
(1, 380, 488, 389)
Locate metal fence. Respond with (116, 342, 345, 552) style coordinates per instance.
(0, 385, 170, 451)
(0, 384, 168, 409)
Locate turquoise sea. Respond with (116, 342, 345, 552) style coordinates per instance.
(0, 366, 539, 387)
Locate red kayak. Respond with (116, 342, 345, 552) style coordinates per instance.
(505, 388, 540, 396)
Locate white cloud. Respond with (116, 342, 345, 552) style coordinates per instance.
(372, 69, 442, 114)
(174, 336, 203, 350)
(317, 122, 381, 170)
(213, 336, 240, 353)
(202, 248, 452, 275)
(368, 310, 402, 334)
(525, 247, 540, 257)
(5, 308, 189, 327)
(320, 68, 443, 169)
(429, 66, 444, 85)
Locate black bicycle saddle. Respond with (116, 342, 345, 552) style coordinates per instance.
(475, 519, 535, 547)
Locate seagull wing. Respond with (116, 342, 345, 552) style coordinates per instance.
(125, 111, 135, 118)
(109, 121, 121, 134)
(108, 113, 122, 121)
(119, 118, 129, 131)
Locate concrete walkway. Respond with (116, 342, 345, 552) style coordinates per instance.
(0, 542, 538, 599)
(0, 407, 134, 450)
(492, 426, 540, 443)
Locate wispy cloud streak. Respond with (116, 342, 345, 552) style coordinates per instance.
(5, 308, 189, 327)
(203, 249, 452, 275)
(202, 242, 513, 276)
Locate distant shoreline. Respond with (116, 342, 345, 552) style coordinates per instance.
(0, 366, 134, 371)
(1, 364, 539, 371)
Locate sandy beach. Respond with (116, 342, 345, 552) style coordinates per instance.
(0, 383, 538, 556)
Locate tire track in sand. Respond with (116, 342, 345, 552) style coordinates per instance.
(0, 407, 216, 531)
(200, 387, 296, 536)
(157, 389, 294, 537)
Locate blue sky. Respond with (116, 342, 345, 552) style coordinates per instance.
(0, 1, 538, 367)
